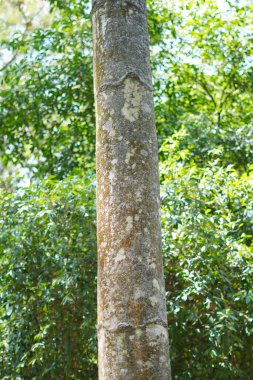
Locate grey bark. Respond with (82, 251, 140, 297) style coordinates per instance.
(92, 1, 171, 379)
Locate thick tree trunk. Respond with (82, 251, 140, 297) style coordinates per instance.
(92, 1, 171, 379)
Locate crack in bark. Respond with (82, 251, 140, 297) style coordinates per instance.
(98, 71, 153, 93)
(92, 0, 146, 16)
(97, 318, 168, 332)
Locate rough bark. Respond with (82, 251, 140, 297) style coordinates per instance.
(92, 1, 171, 379)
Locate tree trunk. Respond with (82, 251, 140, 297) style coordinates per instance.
(92, 1, 171, 379)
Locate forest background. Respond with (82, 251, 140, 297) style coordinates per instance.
(0, 0, 252, 379)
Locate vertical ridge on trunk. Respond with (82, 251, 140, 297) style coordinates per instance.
(92, 1, 171, 378)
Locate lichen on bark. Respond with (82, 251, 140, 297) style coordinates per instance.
(92, 1, 171, 379)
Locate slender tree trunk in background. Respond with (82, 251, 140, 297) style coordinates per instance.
(92, 1, 171, 378)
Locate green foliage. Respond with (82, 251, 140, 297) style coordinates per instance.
(161, 134, 253, 379)
(0, 0, 94, 178)
(0, 174, 97, 379)
(152, 0, 253, 172)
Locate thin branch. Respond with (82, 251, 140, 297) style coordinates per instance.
(198, 79, 217, 108)
(0, 3, 44, 72)
(0, 51, 19, 71)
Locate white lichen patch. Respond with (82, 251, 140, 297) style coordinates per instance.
(160, 354, 169, 363)
(153, 279, 160, 291)
(99, 13, 107, 39)
(101, 91, 108, 102)
(121, 78, 142, 122)
(125, 148, 136, 165)
(134, 288, 145, 299)
(140, 149, 148, 157)
(149, 296, 158, 306)
(98, 330, 106, 378)
(112, 159, 118, 165)
(136, 190, 142, 202)
(142, 103, 152, 114)
(126, 216, 133, 233)
(115, 248, 125, 263)
(145, 361, 153, 369)
(109, 171, 115, 181)
(118, 332, 125, 343)
(136, 328, 142, 339)
(125, 151, 131, 164)
(146, 324, 166, 341)
(134, 214, 140, 221)
(102, 118, 115, 137)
